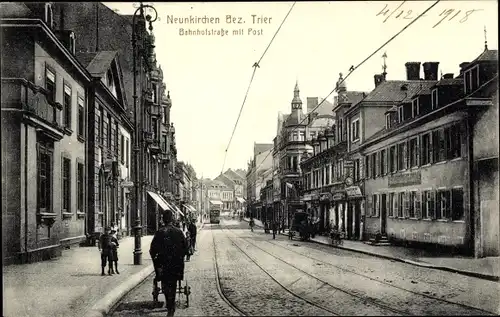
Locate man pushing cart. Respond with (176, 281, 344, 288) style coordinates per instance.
(150, 211, 189, 316)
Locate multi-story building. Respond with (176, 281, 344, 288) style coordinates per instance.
(2, 3, 92, 263)
(206, 180, 225, 211)
(360, 48, 498, 257)
(215, 168, 246, 215)
(300, 77, 367, 234)
(246, 143, 273, 218)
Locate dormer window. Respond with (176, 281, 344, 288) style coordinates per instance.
(45, 3, 54, 29)
(464, 65, 480, 94)
(68, 32, 76, 55)
(106, 69, 117, 97)
(351, 118, 360, 142)
(397, 106, 403, 123)
(412, 98, 419, 117)
(431, 88, 438, 109)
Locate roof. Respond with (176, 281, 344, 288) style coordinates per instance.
(224, 169, 244, 181)
(234, 169, 247, 178)
(337, 91, 367, 106)
(402, 81, 438, 102)
(76, 52, 99, 69)
(474, 49, 498, 63)
(85, 51, 119, 77)
(254, 143, 273, 156)
(435, 78, 463, 87)
(308, 115, 334, 128)
(362, 80, 438, 103)
(313, 98, 335, 116)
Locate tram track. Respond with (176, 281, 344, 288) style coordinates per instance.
(220, 225, 407, 316)
(264, 239, 497, 316)
(210, 225, 248, 316)
(212, 224, 336, 316)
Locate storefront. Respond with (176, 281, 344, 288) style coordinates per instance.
(319, 193, 332, 233)
(346, 186, 364, 241)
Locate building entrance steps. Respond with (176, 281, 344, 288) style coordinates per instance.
(276, 229, 499, 282)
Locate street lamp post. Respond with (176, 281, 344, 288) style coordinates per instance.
(131, 3, 158, 265)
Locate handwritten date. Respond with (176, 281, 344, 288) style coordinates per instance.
(377, 3, 483, 28)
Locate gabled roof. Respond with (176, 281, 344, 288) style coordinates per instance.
(224, 169, 244, 181)
(361, 80, 437, 104)
(435, 78, 463, 87)
(215, 174, 235, 189)
(403, 81, 438, 102)
(254, 143, 273, 156)
(473, 49, 498, 63)
(313, 98, 335, 116)
(85, 51, 119, 77)
(234, 169, 247, 178)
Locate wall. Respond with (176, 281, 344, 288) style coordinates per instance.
(34, 42, 87, 244)
(362, 105, 393, 144)
(0, 28, 34, 81)
(118, 126, 131, 233)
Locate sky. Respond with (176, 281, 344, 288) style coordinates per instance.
(103, 1, 498, 180)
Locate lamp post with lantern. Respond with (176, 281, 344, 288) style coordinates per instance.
(131, 2, 158, 265)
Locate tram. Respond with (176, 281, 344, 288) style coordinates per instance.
(210, 208, 221, 224)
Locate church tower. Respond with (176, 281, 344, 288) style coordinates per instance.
(290, 81, 303, 123)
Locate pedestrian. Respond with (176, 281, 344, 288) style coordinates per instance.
(188, 220, 197, 251)
(272, 220, 278, 239)
(98, 226, 115, 276)
(184, 230, 193, 262)
(150, 211, 188, 317)
(110, 228, 120, 274)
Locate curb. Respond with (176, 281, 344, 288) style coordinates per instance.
(278, 232, 499, 282)
(83, 263, 154, 317)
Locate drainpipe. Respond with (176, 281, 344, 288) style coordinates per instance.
(24, 123, 28, 262)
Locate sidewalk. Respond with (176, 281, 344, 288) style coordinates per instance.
(3, 235, 155, 317)
(242, 218, 499, 281)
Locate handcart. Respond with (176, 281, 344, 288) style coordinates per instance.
(152, 260, 191, 307)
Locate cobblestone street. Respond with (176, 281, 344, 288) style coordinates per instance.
(109, 217, 500, 316)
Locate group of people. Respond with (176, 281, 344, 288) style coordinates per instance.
(98, 222, 120, 276)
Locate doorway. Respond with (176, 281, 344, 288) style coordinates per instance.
(380, 194, 387, 235)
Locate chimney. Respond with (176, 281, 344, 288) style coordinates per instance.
(443, 73, 454, 79)
(459, 62, 470, 75)
(422, 62, 439, 80)
(405, 62, 421, 80)
(307, 97, 319, 114)
(374, 74, 384, 87)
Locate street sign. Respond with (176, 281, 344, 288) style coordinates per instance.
(121, 181, 134, 188)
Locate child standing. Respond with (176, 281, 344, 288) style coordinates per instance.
(110, 228, 120, 274)
(98, 227, 114, 276)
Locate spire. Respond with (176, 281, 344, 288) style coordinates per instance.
(382, 51, 388, 79)
(291, 80, 302, 108)
(484, 25, 488, 50)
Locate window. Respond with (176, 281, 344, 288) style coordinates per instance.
(451, 188, 464, 221)
(62, 157, 71, 213)
(386, 193, 392, 218)
(389, 145, 397, 173)
(63, 84, 72, 129)
(351, 119, 360, 141)
(69, 32, 76, 55)
(432, 129, 445, 163)
(408, 191, 416, 218)
(397, 143, 406, 171)
(115, 122, 119, 155)
(107, 70, 117, 97)
(338, 119, 343, 142)
(431, 89, 438, 109)
(412, 98, 419, 117)
(121, 134, 125, 163)
(365, 156, 370, 179)
(398, 192, 404, 218)
(45, 3, 53, 28)
(403, 103, 413, 121)
(371, 153, 376, 178)
(409, 138, 418, 168)
(325, 165, 330, 184)
(386, 114, 391, 129)
(392, 193, 400, 218)
(107, 115, 112, 148)
(77, 163, 84, 213)
(99, 107, 104, 144)
(447, 124, 462, 159)
(380, 149, 387, 175)
(45, 67, 56, 102)
(354, 159, 360, 181)
(465, 66, 479, 94)
(436, 189, 450, 220)
(421, 133, 431, 165)
(372, 194, 379, 217)
(38, 139, 53, 213)
(77, 96, 85, 138)
(299, 131, 305, 141)
(398, 106, 403, 123)
(152, 83, 158, 104)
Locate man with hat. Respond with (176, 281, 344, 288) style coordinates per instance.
(150, 210, 188, 316)
(98, 226, 115, 276)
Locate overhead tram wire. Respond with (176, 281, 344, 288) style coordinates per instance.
(246, 0, 441, 181)
(220, 2, 297, 174)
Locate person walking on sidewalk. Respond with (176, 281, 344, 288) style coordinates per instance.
(272, 220, 278, 239)
(150, 211, 188, 317)
(98, 226, 115, 276)
(188, 220, 197, 251)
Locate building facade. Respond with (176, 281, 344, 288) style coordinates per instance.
(1, 3, 92, 263)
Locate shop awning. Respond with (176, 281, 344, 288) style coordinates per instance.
(210, 200, 223, 205)
(171, 203, 185, 217)
(183, 204, 197, 212)
(147, 191, 170, 211)
(236, 197, 245, 203)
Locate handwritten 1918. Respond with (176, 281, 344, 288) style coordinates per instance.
(376, 3, 483, 28)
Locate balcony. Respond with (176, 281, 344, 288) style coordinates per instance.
(2, 78, 64, 140)
(149, 139, 162, 154)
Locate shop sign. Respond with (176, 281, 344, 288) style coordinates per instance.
(303, 194, 313, 201)
(388, 171, 422, 188)
(346, 186, 362, 198)
(331, 191, 346, 201)
(320, 193, 332, 201)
